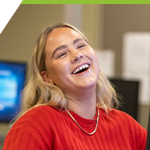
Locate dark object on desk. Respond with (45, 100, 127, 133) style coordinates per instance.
(146, 110, 150, 150)
(109, 78, 139, 121)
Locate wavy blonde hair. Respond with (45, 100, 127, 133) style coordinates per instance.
(17, 22, 119, 119)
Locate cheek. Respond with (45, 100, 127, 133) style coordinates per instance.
(50, 60, 70, 77)
(88, 49, 100, 66)
(89, 51, 100, 74)
(94, 54, 100, 67)
(50, 62, 70, 88)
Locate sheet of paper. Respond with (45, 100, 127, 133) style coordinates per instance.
(95, 50, 115, 78)
(123, 33, 150, 71)
(122, 33, 150, 105)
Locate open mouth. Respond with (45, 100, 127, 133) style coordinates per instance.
(72, 64, 90, 74)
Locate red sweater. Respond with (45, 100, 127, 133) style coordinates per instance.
(3, 106, 147, 150)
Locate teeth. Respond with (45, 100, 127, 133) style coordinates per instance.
(73, 64, 89, 74)
(80, 66, 83, 70)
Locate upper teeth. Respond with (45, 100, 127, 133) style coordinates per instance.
(73, 64, 89, 74)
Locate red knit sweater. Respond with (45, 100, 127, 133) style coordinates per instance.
(3, 106, 147, 150)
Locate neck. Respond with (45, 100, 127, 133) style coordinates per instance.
(67, 88, 97, 119)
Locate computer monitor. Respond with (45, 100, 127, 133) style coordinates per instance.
(0, 61, 26, 122)
(109, 78, 139, 120)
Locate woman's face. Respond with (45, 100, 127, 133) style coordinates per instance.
(41, 27, 100, 96)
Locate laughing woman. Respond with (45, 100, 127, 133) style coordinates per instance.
(3, 23, 147, 150)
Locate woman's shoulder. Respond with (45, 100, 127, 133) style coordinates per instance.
(25, 105, 58, 114)
(107, 108, 136, 120)
(99, 108, 147, 149)
(19, 105, 58, 119)
(104, 108, 147, 132)
(100, 108, 144, 128)
(100, 108, 147, 133)
(4, 106, 62, 149)
(11, 105, 62, 130)
(111, 109, 140, 125)
(100, 107, 132, 117)
(109, 108, 134, 118)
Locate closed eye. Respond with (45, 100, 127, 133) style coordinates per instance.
(57, 52, 67, 59)
(77, 44, 86, 49)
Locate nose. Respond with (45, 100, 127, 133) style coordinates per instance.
(71, 51, 83, 63)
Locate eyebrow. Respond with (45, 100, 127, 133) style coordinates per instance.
(73, 38, 84, 45)
(52, 38, 84, 58)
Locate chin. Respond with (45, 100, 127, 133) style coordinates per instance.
(79, 79, 98, 89)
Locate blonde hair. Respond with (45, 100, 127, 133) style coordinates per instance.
(17, 22, 119, 120)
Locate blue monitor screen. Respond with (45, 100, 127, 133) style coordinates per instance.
(0, 61, 26, 122)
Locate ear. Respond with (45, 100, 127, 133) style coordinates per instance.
(40, 71, 54, 84)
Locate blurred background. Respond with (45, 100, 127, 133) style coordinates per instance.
(0, 4, 150, 149)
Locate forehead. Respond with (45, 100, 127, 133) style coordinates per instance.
(45, 27, 83, 53)
(48, 27, 82, 40)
